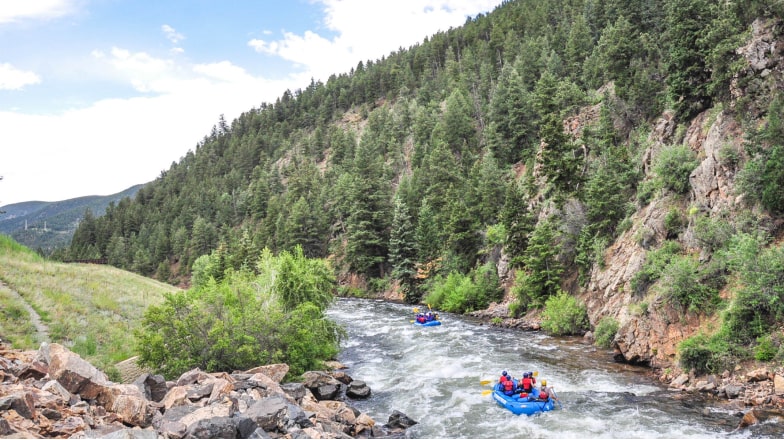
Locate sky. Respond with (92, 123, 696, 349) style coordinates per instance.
(0, 0, 501, 207)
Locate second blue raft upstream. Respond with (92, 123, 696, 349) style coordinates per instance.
(413, 319, 441, 326)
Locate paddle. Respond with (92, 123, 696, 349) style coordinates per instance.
(481, 389, 493, 396)
(550, 387, 563, 409)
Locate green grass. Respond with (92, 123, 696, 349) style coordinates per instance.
(0, 234, 180, 371)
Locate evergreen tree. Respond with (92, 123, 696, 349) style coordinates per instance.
(500, 179, 535, 268)
(389, 196, 418, 302)
(538, 114, 584, 198)
(344, 131, 392, 278)
(487, 60, 535, 165)
(665, 0, 715, 121)
(513, 217, 565, 310)
(415, 199, 442, 262)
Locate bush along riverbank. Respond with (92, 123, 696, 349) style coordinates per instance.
(0, 341, 417, 438)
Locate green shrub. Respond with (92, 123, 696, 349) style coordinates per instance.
(717, 143, 740, 168)
(105, 366, 123, 383)
(508, 300, 523, 318)
(485, 223, 507, 246)
(541, 291, 588, 336)
(693, 214, 735, 252)
(594, 316, 619, 348)
(630, 240, 681, 295)
(653, 144, 699, 194)
(423, 263, 502, 314)
(723, 235, 784, 344)
(663, 208, 684, 237)
(754, 335, 777, 361)
(678, 333, 735, 375)
(636, 179, 658, 205)
(135, 247, 343, 379)
(657, 254, 719, 313)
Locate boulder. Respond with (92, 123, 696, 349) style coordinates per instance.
(97, 383, 153, 427)
(38, 342, 109, 400)
(346, 380, 371, 399)
(133, 373, 168, 402)
(244, 364, 289, 383)
(243, 395, 288, 432)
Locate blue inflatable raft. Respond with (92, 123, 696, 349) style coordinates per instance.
(413, 319, 441, 326)
(492, 383, 556, 416)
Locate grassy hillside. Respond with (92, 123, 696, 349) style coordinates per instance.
(0, 234, 179, 375)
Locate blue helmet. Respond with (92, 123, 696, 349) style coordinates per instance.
(523, 372, 529, 378)
(502, 370, 507, 376)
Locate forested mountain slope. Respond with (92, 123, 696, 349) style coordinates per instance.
(68, 0, 784, 376)
(0, 184, 143, 254)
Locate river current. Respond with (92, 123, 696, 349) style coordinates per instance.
(325, 298, 769, 439)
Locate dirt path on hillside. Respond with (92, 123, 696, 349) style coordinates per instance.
(1, 280, 49, 343)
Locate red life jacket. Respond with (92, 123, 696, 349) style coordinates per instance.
(539, 391, 549, 400)
(522, 377, 533, 392)
(503, 380, 515, 393)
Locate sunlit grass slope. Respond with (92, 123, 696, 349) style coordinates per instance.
(0, 234, 180, 372)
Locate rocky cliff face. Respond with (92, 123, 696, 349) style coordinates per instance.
(582, 17, 784, 373)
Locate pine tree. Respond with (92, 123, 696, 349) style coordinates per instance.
(415, 200, 442, 262)
(500, 179, 535, 268)
(665, 0, 715, 121)
(344, 128, 392, 278)
(487, 60, 535, 165)
(538, 113, 584, 198)
(389, 197, 418, 302)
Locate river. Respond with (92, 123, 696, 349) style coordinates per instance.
(325, 298, 767, 439)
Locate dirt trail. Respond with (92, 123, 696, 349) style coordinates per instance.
(1, 280, 49, 343)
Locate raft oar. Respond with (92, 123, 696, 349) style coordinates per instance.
(550, 387, 563, 409)
(480, 379, 493, 386)
(481, 389, 493, 396)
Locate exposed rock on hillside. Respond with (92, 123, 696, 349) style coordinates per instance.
(0, 342, 416, 439)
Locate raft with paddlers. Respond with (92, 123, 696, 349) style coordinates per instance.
(482, 371, 561, 416)
(412, 306, 442, 326)
(491, 383, 555, 415)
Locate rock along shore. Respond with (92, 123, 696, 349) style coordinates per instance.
(0, 342, 417, 439)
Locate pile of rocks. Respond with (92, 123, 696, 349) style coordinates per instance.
(0, 342, 417, 438)
(666, 366, 784, 406)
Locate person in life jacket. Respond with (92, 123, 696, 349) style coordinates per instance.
(539, 379, 551, 401)
(518, 372, 533, 393)
(416, 313, 425, 323)
(499, 370, 508, 383)
(502, 375, 516, 396)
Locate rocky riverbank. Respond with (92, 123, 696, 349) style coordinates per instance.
(0, 342, 417, 439)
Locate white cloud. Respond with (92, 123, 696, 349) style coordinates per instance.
(162, 24, 185, 44)
(0, 48, 292, 205)
(0, 0, 77, 24)
(249, 0, 499, 82)
(0, 63, 41, 90)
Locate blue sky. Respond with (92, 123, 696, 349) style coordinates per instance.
(0, 0, 500, 206)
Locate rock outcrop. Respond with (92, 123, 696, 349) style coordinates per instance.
(0, 342, 416, 439)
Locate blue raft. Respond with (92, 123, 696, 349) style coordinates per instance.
(413, 319, 441, 326)
(492, 383, 556, 416)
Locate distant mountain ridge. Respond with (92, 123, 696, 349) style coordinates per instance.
(0, 184, 144, 253)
